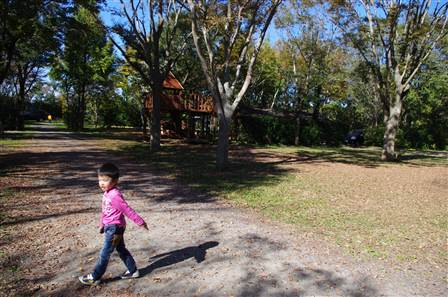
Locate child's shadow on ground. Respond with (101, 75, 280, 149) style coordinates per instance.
(140, 241, 219, 276)
(103, 241, 219, 283)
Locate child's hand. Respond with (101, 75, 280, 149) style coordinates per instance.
(141, 222, 149, 230)
(99, 226, 104, 234)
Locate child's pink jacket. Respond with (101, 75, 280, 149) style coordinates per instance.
(100, 187, 145, 227)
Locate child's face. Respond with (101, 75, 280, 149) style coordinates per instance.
(98, 175, 118, 192)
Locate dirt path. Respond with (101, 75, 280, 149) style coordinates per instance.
(0, 125, 446, 297)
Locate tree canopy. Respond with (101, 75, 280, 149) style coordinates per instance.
(1, 0, 446, 159)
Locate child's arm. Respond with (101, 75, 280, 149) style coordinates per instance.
(111, 192, 147, 228)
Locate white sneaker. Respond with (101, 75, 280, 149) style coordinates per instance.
(78, 273, 101, 285)
(121, 269, 140, 279)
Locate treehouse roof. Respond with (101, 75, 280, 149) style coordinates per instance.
(163, 72, 184, 90)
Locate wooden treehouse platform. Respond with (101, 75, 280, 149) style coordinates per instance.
(143, 73, 215, 139)
(144, 72, 214, 114)
(145, 92, 214, 114)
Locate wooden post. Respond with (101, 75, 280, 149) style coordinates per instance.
(188, 113, 195, 138)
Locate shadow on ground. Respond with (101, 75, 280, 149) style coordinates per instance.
(44, 236, 377, 297)
(102, 241, 220, 284)
(237, 268, 377, 297)
(1, 124, 442, 297)
(112, 142, 296, 202)
(250, 147, 447, 169)
(111, 140, 446, 204)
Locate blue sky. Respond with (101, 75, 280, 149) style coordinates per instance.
(99, 1, 285, 46)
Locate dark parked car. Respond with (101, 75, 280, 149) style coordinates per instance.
(22, 110, 47, 121)
(345, 129, 364, 147)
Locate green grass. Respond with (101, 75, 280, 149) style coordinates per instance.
(108, 141, 290, 196)
(0, 133, 34, 150)
(256, 145, 448, 166)
(49, 120, 67, 129)
(98, 139, 448, 265)
(0, 187, 15, 199)
(0, 138, 23, 148)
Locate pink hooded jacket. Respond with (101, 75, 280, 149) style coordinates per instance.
(100, 187, 145, 227)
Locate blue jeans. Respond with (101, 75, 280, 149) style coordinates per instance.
(92, 224, 137, 280)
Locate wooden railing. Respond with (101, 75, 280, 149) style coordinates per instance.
(145, 92, 214, 113)
(183, 93, 214, 113)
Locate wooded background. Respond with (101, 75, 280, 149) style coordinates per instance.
(1, 0, 446, 167)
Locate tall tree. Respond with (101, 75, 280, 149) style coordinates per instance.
(402, 37, 448, 150)
(245, 43, 285, 110)
(187, 0, 282, 169)
(51, 2, 114, 130)
(0, 0, 63, 129)
(115, 48, 150, 134)
(277, 0, 348, 145)
(111, 0, 189, 151)
(347, 60, 383, 129)
(0, 0, 43, 85)
(330, 0, 448, 160)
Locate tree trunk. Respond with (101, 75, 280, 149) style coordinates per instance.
(312, 87, 322, 122)
(294, 116, 301, 146)
(94, 97, 100, 128)
(16, 76, 26, 130)
(150, 84, 162, 151)
(141, 106, 148, 139)
(188, 114, 195, 138)
(79, 89, 86, 131)
(201, 115, 206, 137)
(205, 115, 211, 137)
(381, 93, 402, 161)
(216, 113, 231, 170)
(170, 111, 182, 137)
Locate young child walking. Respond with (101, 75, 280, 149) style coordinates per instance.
(79, 163, 148, 285)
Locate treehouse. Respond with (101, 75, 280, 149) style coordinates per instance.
(145, 73, 215, 139)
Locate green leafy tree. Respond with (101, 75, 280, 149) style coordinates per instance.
(188, 0, 282, 169)
(51, 2, 115, 130)
(402, 45, 448, 150)
(31, 82, 62, 118)
(276, 0, 348, 145)
(245, 43, 286, 110)
(346, 60, 382, 130)
(330, 0, 448, 160)
(0, 0, 63, 129)
(111, 0, 189, 151)
(115, 50, 149, 131)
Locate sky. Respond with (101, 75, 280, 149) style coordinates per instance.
(99, 1, 285, 47)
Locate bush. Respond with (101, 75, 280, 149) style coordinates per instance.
(0, 96, 17, 130)
(238, 115, 294, 145)
(364, 125, 384, 146)
(300, 121, 321, 146)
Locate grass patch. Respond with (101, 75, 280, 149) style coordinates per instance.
(0, 138, 23, 148)
(431, 214, 448, 231)
(0, 131, 34, 150)
(0, 187, 15, 199)
(110, 141, 289, 196)
(99, 138, 447, 265)
(257, 145, 448, 166)
(48, 120, 67, 129)
(0, 130, 35, 149)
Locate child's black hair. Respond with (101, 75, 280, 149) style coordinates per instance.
(98, 163, 119, 180)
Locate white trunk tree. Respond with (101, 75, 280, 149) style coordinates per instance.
(187, 0, 282, 169)
(331, 0, 448, 160)
(111, 0, 188, 151)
